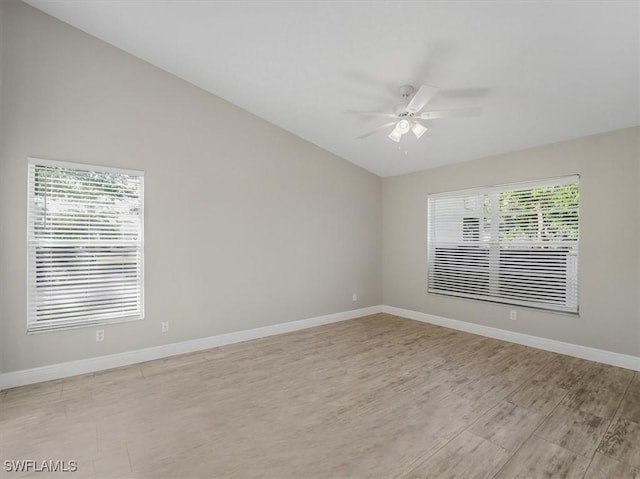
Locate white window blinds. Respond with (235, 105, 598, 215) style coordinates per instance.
(27, 158, 144, 331)
(427, 176, 579, 313)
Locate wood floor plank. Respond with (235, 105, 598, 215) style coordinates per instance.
(494, 435, 591, 479)
(597, 418, 640, 469)
(583, 453, 640, 479)
(617, 373, 640, 423)
(507, 378, 568, 414)
(345, 424, 451, 479)
(532, 354, 595, 390)
(454, 375, 518, 410)
(579, 363, 635, 393)
(92, 444, 132, 479)
(561, 385, 624, 419)
(535, 405, 610, 457)
(402, 430, 511, 479)
(468, 400, 545, 451)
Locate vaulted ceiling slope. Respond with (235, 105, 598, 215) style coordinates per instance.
(24, 1, 640, 177)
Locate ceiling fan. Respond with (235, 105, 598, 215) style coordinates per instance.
(353, 84, 481, 142)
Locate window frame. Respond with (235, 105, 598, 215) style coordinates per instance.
(26, 157, 145, 333)
(427, 175, 580, 315)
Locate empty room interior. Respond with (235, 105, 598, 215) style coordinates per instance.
(0, 0, 639, 478)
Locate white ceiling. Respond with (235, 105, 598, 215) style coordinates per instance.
(25, 0, 640, 177)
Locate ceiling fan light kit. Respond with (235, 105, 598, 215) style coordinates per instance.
(388, 118, 427, 142)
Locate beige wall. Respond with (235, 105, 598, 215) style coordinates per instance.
(383, 127, 640, 356)
(0, 1, 382, 372)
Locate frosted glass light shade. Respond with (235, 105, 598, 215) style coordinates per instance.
(397, 119, 410, 134)
(388, 128, 402, 142)
(411, 121, 428, 139)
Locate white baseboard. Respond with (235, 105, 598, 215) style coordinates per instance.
(3, 304, 637, 390)
(382, 305, 640, 372)
(0, 305, 383, 390)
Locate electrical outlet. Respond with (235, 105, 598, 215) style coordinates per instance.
(161, 321, 169, 333)
(96, 330, 105, 342)
(352, 293, 357, 301)
(509, 310, 517, 321)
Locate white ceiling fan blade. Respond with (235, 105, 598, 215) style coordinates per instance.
(355, 121, 398, 140)
(406, 84, 439, 113)
(347, 110, 398, 119)
(418, 106, 482, 120)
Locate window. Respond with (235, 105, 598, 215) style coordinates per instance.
(427, 176, 579, 313)
(27, 158, 144, 332)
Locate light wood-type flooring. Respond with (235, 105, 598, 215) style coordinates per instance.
(1, 313, 639, 478)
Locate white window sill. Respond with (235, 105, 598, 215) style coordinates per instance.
(27, 315, 144, 334)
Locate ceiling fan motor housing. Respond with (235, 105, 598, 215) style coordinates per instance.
(393, 85, 416, 115)
(398, 85, 415, 98)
